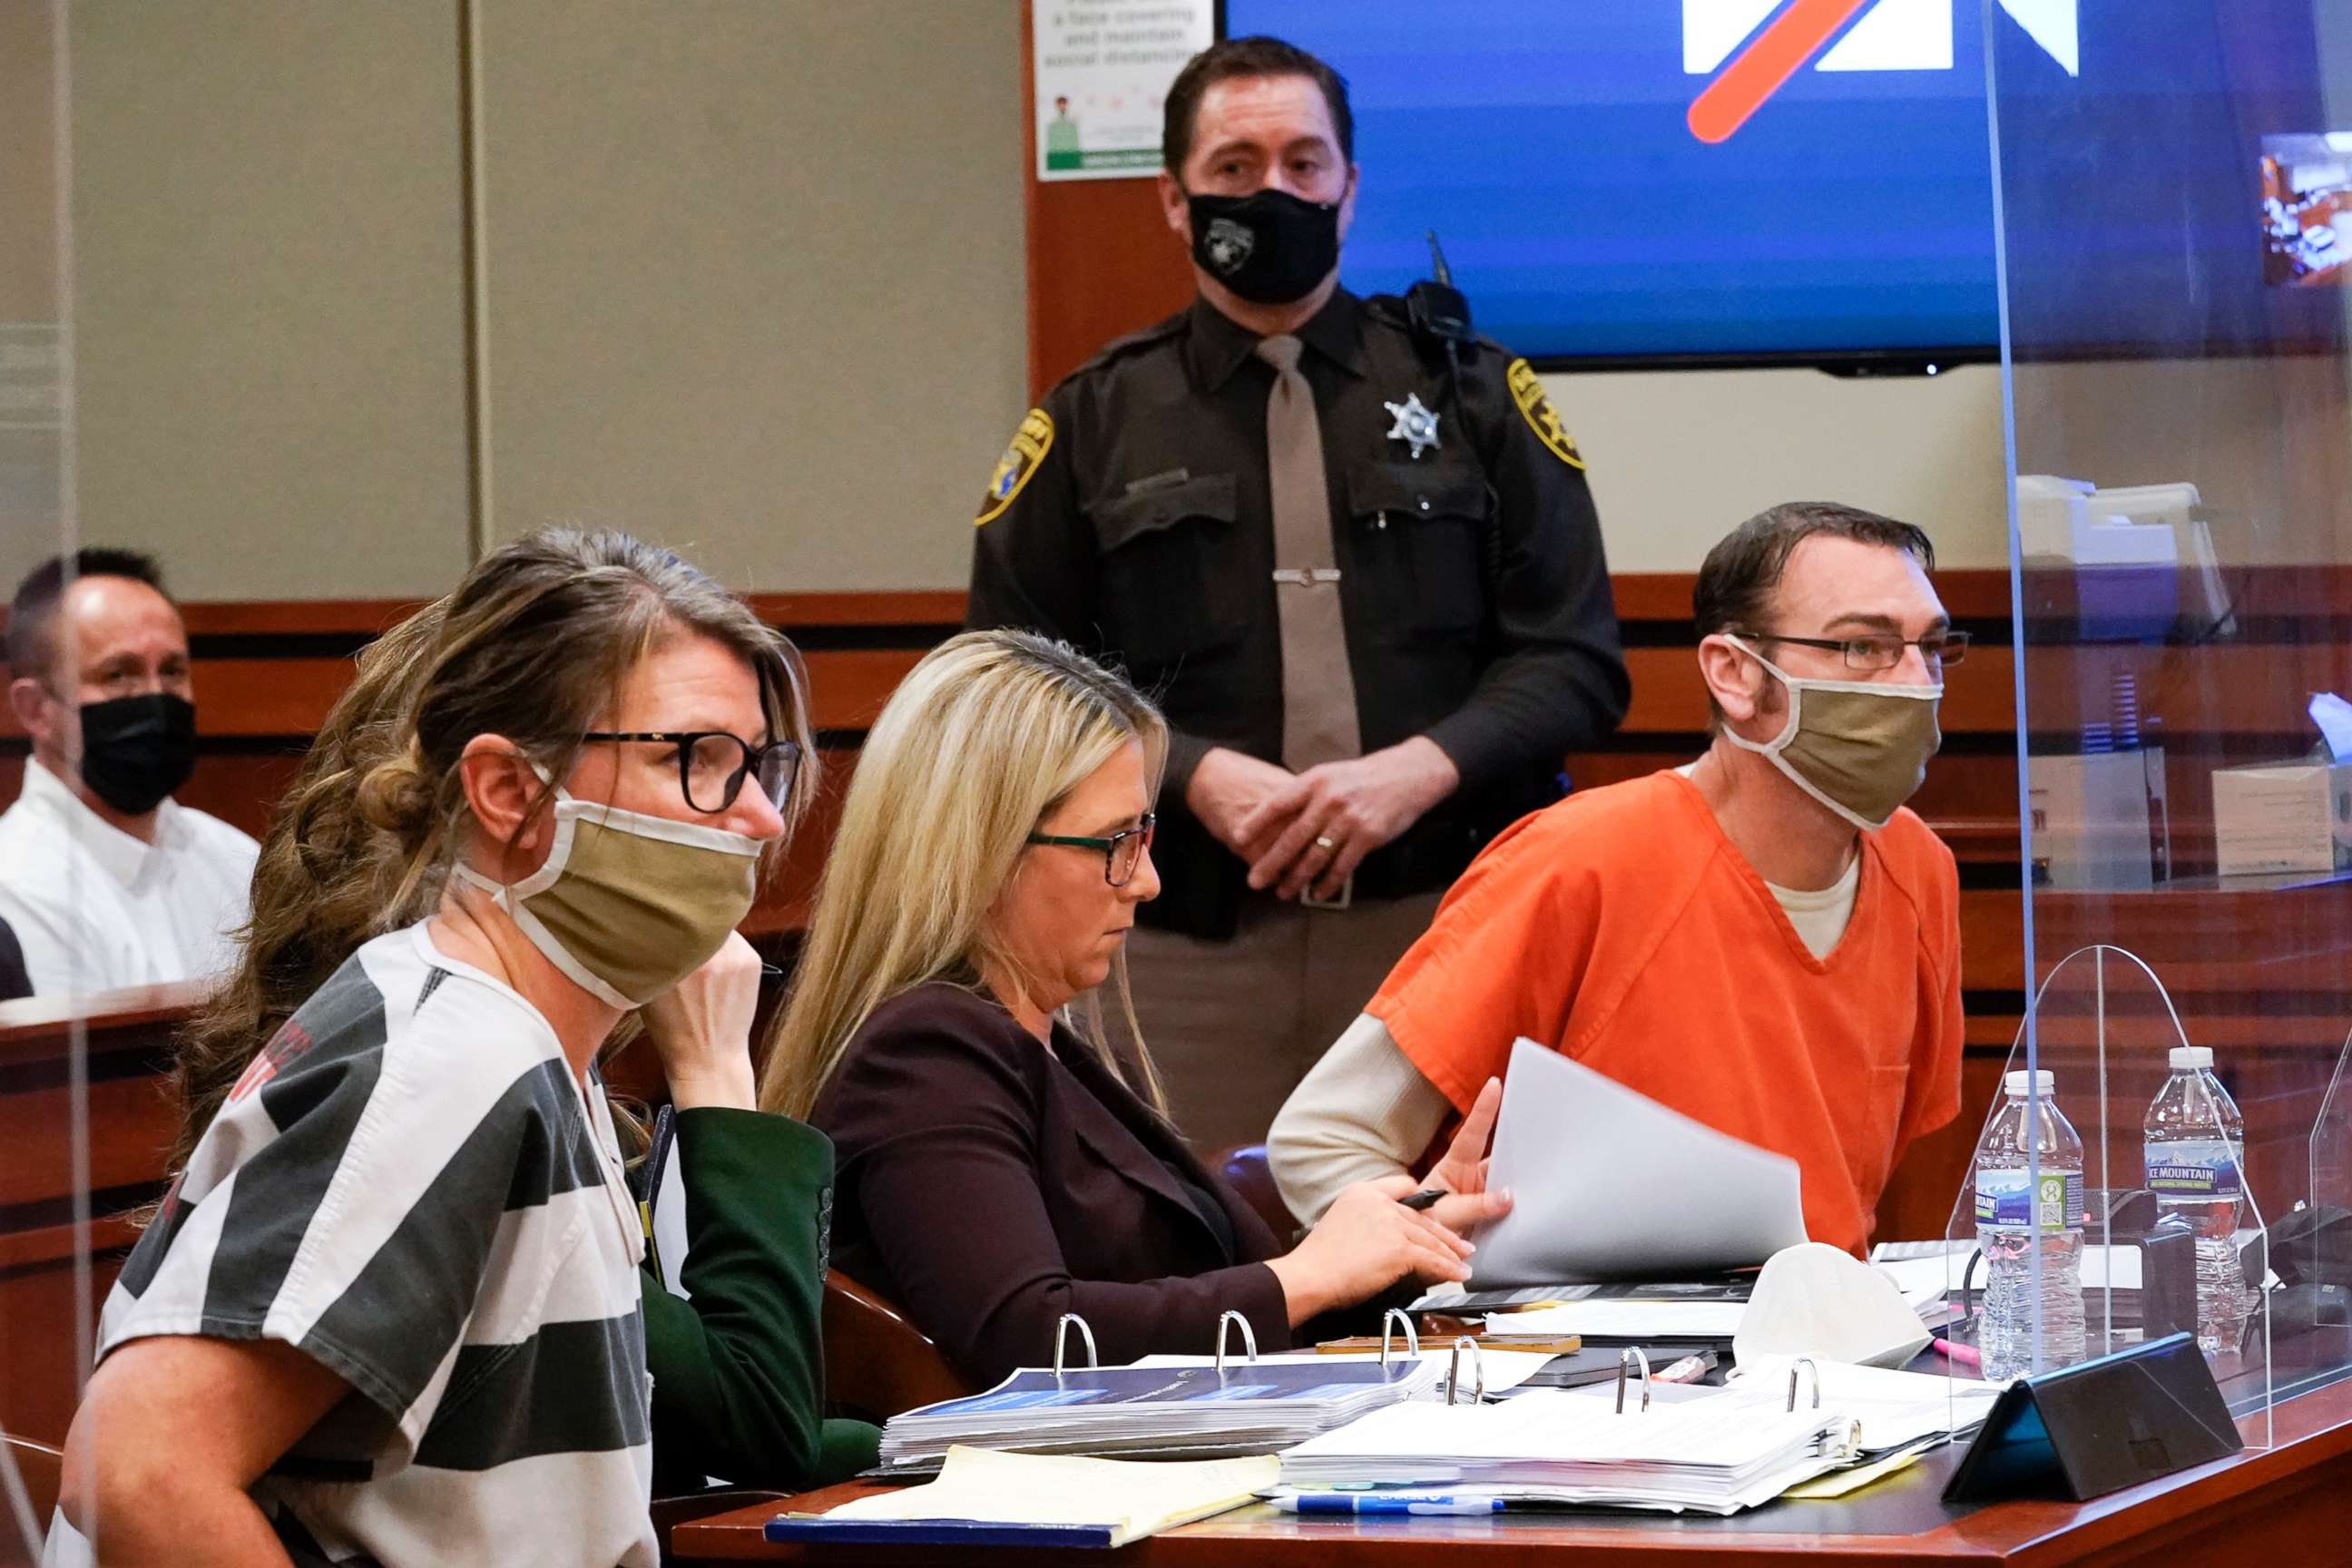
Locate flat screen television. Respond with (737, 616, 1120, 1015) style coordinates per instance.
(1220, 0, 2340, 368)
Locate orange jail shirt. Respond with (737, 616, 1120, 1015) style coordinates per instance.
(1369, 769, 1964, 1256)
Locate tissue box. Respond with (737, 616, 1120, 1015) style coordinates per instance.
(2210, 761, 2352, 875)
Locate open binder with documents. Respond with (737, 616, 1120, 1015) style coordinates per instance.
(875, 1311, 1442, 1473)
(1277, 1355, 1863, 1515)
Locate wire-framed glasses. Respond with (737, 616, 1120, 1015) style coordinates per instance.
(581, 731, 802, 813)
(1739, 630, 1972, 672)
(1027, 812, 1158, 887)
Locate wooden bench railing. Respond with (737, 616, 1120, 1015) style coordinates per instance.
(0, 982, 204, 1445)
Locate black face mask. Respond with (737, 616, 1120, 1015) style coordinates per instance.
(1185, 187, 1342, 305)
(77, 692, 197, 816)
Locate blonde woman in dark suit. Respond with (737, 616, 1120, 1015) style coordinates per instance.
(761, 629, 1508, 1387)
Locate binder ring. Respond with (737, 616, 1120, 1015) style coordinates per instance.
(1788, 1356, 1820, 1413)
(1615, 1347, 1652, 1414)
(1212, 1310, 1259, 1375)
(1446, 1338, 1485, 1406)
(1378, 1308, 1420, 1367)
(1052, 1313, 1098, 1380)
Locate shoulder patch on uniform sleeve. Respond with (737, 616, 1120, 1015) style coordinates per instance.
(975, 407, 1054, 526)
(1505, 358, 1586, 470)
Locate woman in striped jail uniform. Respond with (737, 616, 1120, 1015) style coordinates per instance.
(49, 529, 868, 1568)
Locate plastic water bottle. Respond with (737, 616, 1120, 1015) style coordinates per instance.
(1975, 1070, 2086, 1382)
(2143, 1045, 2251, 1354)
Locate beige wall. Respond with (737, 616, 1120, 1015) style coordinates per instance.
(1548, 363, 2010, 573)
(473, 0, 1025, 591)
(64, 0, 473, 601)
(27, 3, 2337, 605)
(1, 0, 64, 583)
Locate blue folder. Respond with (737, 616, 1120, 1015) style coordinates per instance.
(764, 1515, 1115, 1548)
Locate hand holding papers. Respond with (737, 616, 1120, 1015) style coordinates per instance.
(1471, 1039, 1808, 1285)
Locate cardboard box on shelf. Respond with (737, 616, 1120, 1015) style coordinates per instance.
(2210, 760, 2352, 876)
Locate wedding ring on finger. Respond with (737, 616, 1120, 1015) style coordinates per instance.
(1313, 834, 1338, 852)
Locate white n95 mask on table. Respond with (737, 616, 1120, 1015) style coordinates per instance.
(456, 783, 762, 1008)
(1719, 635, 1942, 832)
(1733, 1241, 1931, 1369)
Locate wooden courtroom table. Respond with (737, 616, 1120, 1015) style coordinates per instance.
(670, 1371, 2352, 1565)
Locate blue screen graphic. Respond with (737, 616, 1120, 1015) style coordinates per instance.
(1221, 1, 2332, 363)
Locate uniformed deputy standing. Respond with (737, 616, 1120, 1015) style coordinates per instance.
(967, 35, 1630, 1155)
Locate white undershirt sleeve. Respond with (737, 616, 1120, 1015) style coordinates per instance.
(1268, 1012, 1455, 1225)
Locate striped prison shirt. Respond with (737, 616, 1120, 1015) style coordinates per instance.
(44, 922, 659, 1567)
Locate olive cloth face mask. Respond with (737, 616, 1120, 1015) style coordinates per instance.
(1718, 635, 1944, 833)
(456, 782, 763, 1009)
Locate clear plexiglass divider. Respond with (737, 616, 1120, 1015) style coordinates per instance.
(5, 1, 86, 1555)
(1984, 0, 2352, 1465)
(1942, 946, 2275, 1450)
(2298, 1026, 2352, 1340)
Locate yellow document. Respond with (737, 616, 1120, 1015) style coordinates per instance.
(1779, 1443, 1932, 1499)
(802, 1446, 1279, 1547)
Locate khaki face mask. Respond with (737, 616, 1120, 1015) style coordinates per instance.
(457, 783, 763, 1008)
(1719, 635, 1943, 832)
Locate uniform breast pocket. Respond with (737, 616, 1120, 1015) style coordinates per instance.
(1345, 461, 1489, 640)
(1087, 473, 1244, 671)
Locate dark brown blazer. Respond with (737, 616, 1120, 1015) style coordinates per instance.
(813, 980, 1292, 1387)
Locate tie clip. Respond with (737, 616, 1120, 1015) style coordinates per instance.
(1271, 567, 1342, 586)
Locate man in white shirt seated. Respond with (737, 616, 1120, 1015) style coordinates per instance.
(0, 549, 259, 997)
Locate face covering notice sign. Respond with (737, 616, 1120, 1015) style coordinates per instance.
(1033, 1, 1213, 181)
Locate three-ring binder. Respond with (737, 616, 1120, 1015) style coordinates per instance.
(1212, 1309, 1259, 1374)
(1052, 1313, 1097, 1381)
(1786, 1356, 1819, 1412)
(1446, 1338, 1485, 1406)
(1614, 1347, 1652, 1414)
(1378, 1308, 1419, 1367)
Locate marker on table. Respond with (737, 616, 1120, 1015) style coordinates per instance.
(1932, 1336, 1983, 1370)
(1274, 1494, 1505, 1516)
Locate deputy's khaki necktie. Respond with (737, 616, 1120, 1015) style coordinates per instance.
(1255, 334, 1363, 771)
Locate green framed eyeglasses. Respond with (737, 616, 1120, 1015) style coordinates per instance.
(1026, 812, 1157, 887)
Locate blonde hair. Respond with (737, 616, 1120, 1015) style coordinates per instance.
(169, 528, 815, 1174)
(760, 629, 1167, 1120)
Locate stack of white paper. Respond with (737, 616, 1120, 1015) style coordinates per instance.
(1495, 1300, 1749, 1341)
(1474, 1039, 1808, 1285)
(877, 1357, 1442, 1470)
(1278, 1387, 1859, 1515)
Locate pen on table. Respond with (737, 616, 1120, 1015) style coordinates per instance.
(1274, 1494, 1504, 1516)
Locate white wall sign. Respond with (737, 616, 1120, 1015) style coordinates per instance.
(1033, 0, 1213, 181)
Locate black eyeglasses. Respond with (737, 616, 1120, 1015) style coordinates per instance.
(1738, 630, 1971, 672)
(581, 731, 802, 814)
(1027, 812, 1157, 887)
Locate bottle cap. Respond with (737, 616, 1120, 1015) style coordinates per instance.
(2004, 1069, 2055, 1096)
(2170, 1045, 2213, 1070)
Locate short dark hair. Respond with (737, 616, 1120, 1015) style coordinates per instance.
(1161, 35, 1354, 176)
(1692, 502, 1936, 642)
(7, 546, 171, 681)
